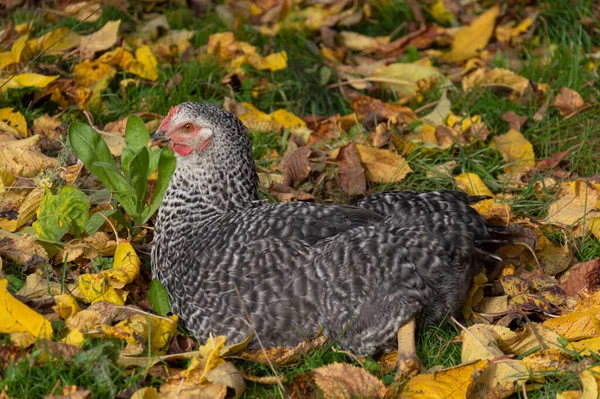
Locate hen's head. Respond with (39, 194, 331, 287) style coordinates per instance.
(152, 102, 250, 159)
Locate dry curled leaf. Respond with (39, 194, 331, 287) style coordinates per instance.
(553, 87, 586, 117)
(313, 362, 386, 399)
(337, 143, 366, 196)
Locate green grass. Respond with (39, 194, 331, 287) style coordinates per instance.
(1, 0, 600, 397)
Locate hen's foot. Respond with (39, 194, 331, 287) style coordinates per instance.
(395, 318, 423, 379)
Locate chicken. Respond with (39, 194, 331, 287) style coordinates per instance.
(150, 102, 506, 376)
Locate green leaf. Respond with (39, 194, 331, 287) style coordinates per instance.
(147, 148, 161, 179)
(149, 279, 172, 316)
(68, 123, 120, 192)
(84, 209, 118, 236)
(33, 186, 90, 241)
(92, 162, 138, 219)
(129, 147, 150, 213)
(142, 148, 176, 224)
(122, 115, 150, 176)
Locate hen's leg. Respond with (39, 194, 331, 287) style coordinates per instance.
(396, 318, 423, 378)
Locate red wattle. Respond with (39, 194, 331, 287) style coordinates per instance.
(171, 143, 193, 156)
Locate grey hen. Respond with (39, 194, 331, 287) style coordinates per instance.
(151, 102, 505, 375)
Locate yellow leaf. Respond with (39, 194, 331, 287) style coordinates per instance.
(54, 294, 81, 320)
(130, 387, 162, 399)
(0, 107, 27, 138)
(102, 242, 140, 289)
(56, 231, 117, 264)
(11, 34, 28, 62)
(73, 60, 116, 88)
(338, 31, 389, 51)
(246, 51, 288, 71)
(429, 1, 455, 24)
(462, 68, 530, 95)
(0, 188, 45, 232)
(402, 359, 489, 398)
(0, 279, 53, 342)
(32, 114, 62, 139)
(446, 5, 500, 62)
(455, 172, 494, 197)
(0, 168, 15, 193)
(10, 331, 37, 347)
(196, 335, 227, 383)
(77, 273, 127, 305)
(355, 144, 413, 183)
(63, 328, 86, 347)
(80, 19, 120, 60)
(123, 45, 159, 81)
(522, 349, 574, 374)
(490, 129, 535, 176)
(0, 52, 16, 71)
(544, 312, 600, 341)
(24, 27, 80, 57)
(0, 135, 58, 177)
(237, 103, 272, 132)
(367, 63, 451, 97)
(462, 324, 504, 362)
(0, 73, 58, 93)
(545, 180, 598, 226)
(269, 109, 306, 130)
(471, 199, 511, 225)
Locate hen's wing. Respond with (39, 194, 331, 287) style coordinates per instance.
(219, 202, 383, 245)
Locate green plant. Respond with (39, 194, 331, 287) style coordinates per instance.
(68, 115, 176, 226)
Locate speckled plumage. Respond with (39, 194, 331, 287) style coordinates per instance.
(151, 102, 502, 355)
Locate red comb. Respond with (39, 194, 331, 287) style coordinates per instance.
(159, 105, 180, 131)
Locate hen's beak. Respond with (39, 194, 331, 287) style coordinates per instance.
(151, 129, 170, 146)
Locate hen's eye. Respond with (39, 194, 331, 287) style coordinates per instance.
(182, 123, 193, 132)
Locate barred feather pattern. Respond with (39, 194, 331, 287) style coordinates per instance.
(152, 103, 497, 355)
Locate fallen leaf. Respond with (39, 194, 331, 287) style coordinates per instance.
(355, 144, 412, 183)
(0, 73, 58, 93)
(0, 135, 58, 177)
(0, 232, 48, 265)
(337, 143, 366, 196)
(455, 172, 494, 197)
(32, 114, 62, 139)
(0, 279, 53, 344)
(79, 19, 120, 60)
(282, 146, 312, 187)
(205, 362, 246, 399)
(446, 5, 500, 61)
(367, 62, 451, 97)
(462, 68, 530, 95)
(33, 186, 89, 241)
(313, 362, 386, 399)
(338, 31, 389, 51)
(46, 384, 92, 399)
(553, 87, 586, 117)
(0, 107, 27, 138)
(123, 45, 159, 81)
(55, 231, 117, 264)
(545, 180, 598, 226)
(102, 242, 141, 289)
(502, 111, 527, 131)
(491, 129, 536, 177)
(401, 359, 489, 398)
(559, 258, 600, 296)
(54, 294, 81, 320)
(543, 311, 600, 341)
(240, 336, 327, 366)
(0, 187, 44, 232)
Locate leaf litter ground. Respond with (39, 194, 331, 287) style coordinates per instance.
(0, 0, 599, 398)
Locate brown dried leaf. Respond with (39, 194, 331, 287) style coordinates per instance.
(313, 362, 386, 399)
(502, 111, 527, 131)
(38, 340, 81, 363)
(282, 146, 312, 187)
(337, 143, 366, 196)
(560, 258, 600, 297)
(0, 232, 48, 265)
(240, 336, 327, 366)
(553, 87, 586, 117)
(46, 385, 92, 399)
